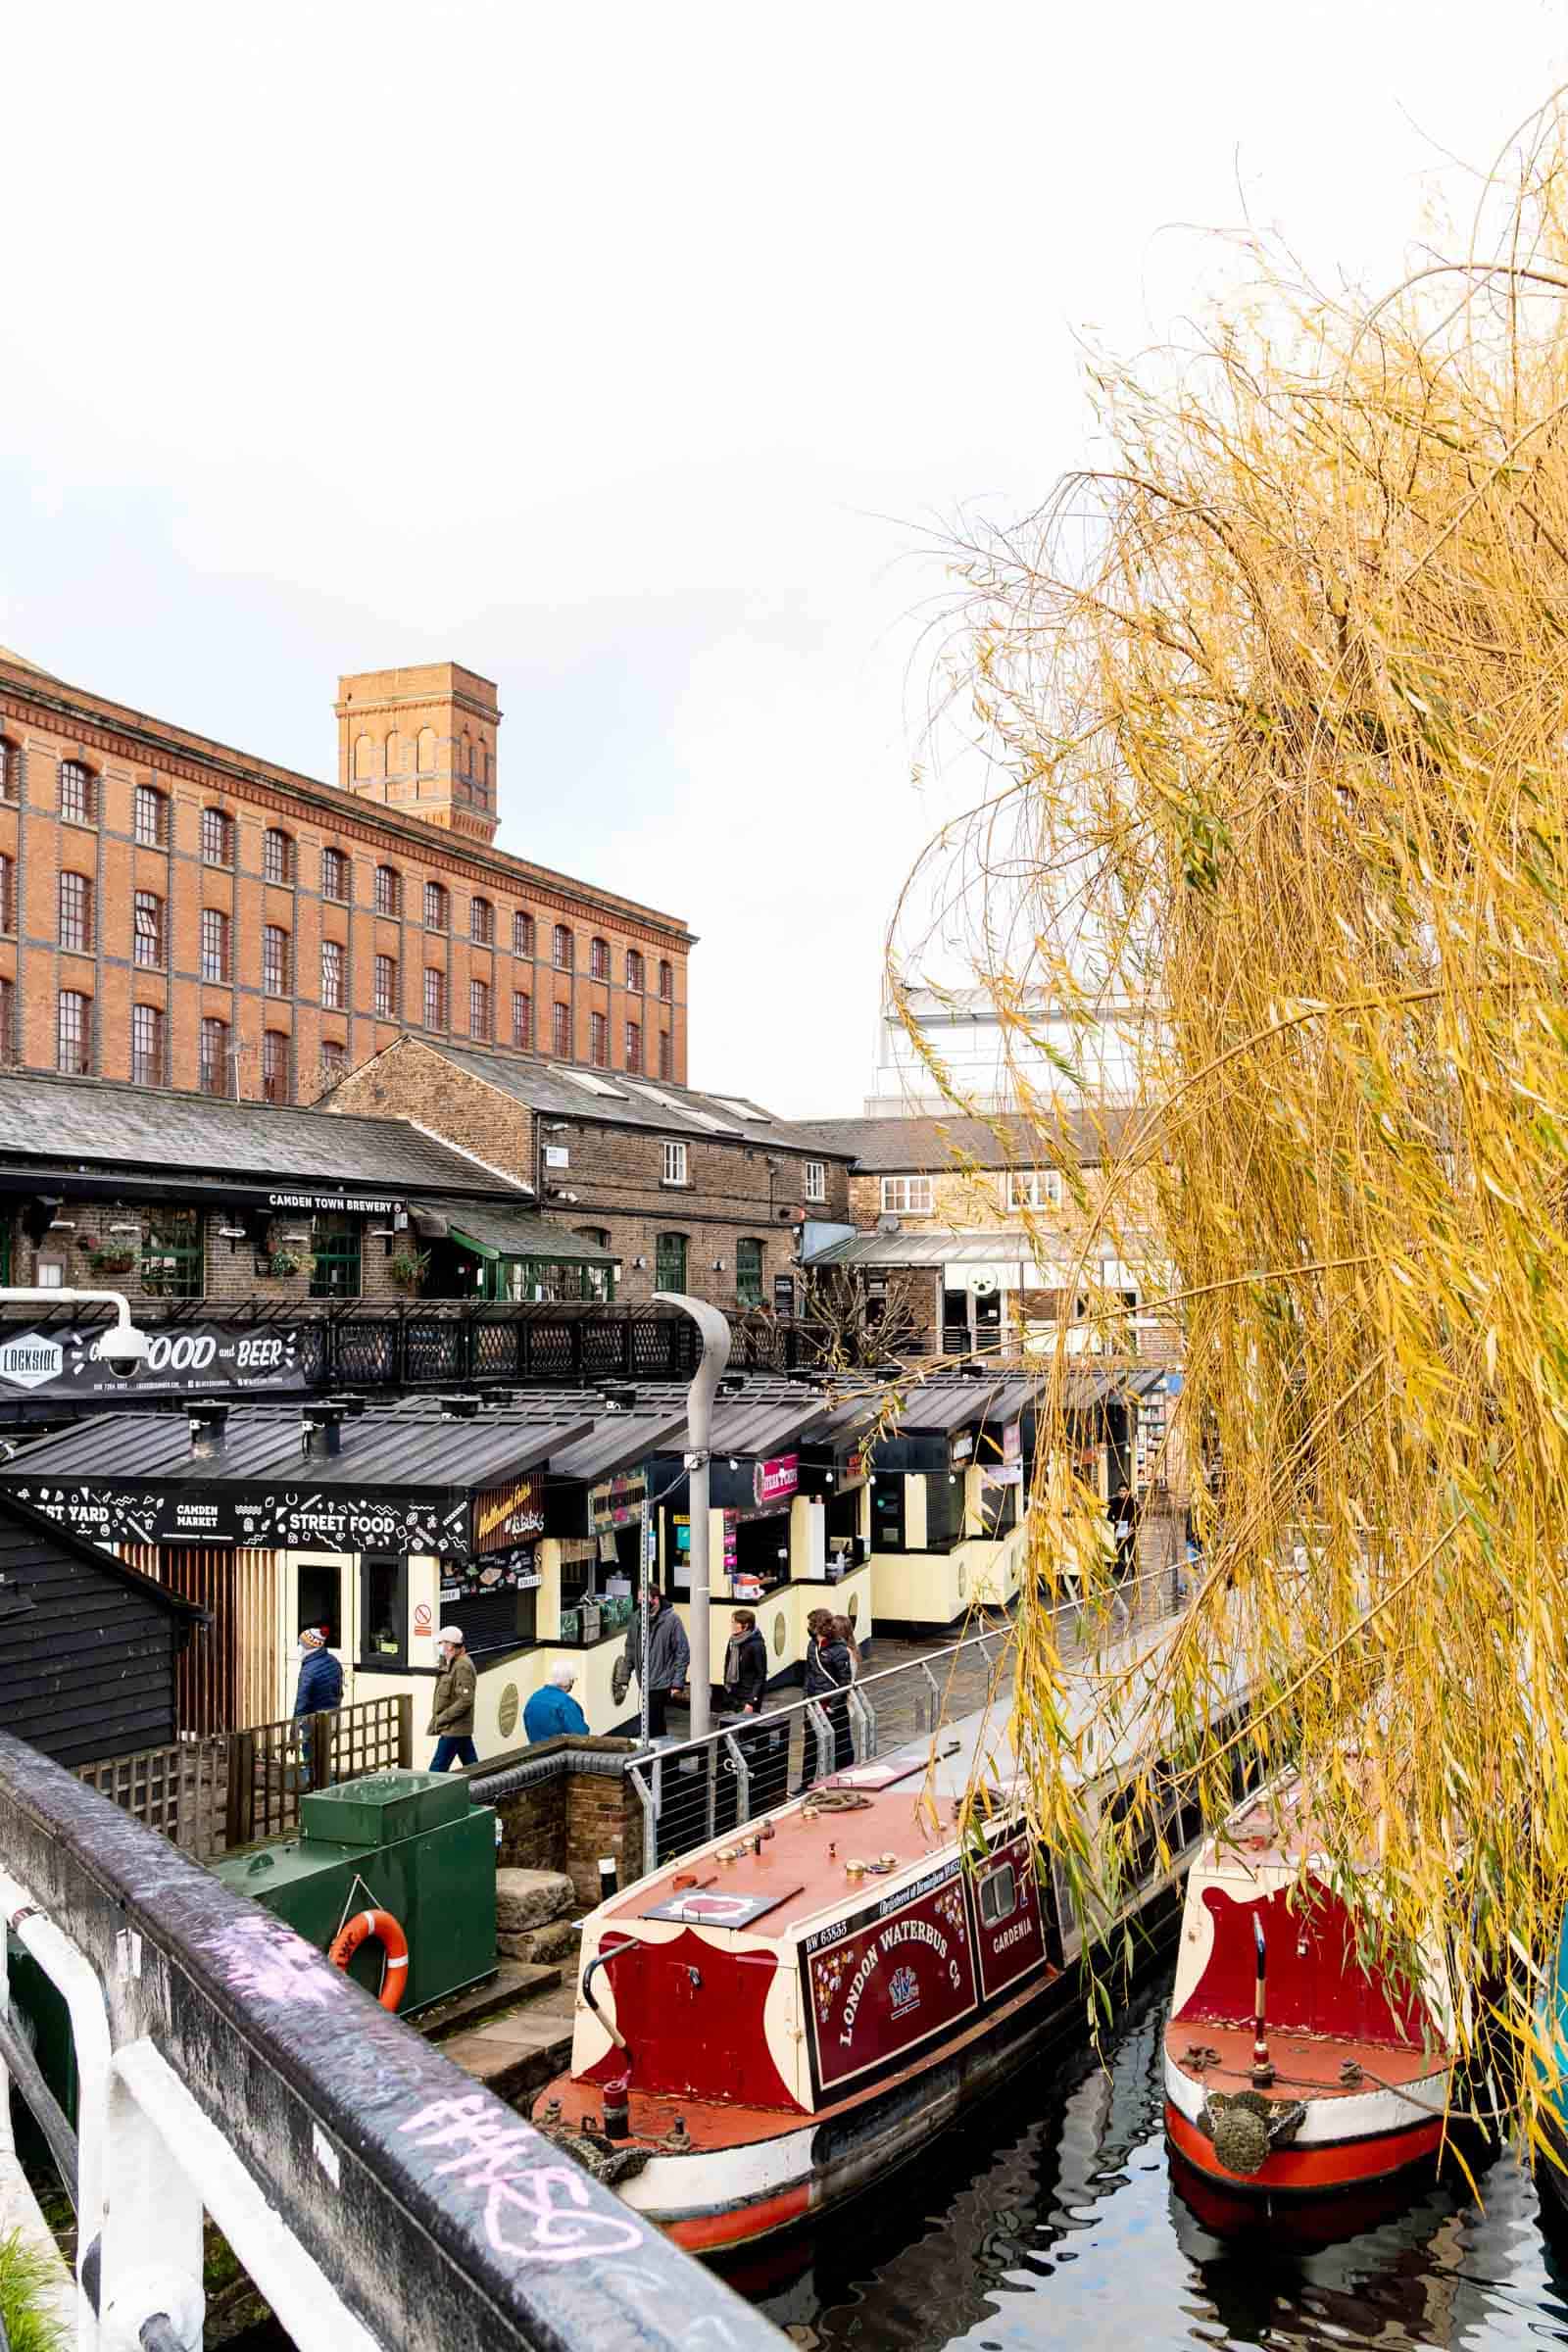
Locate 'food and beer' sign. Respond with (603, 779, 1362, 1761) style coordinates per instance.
(0, 1321, 314, 1399)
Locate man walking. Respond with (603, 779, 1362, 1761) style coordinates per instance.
(523, 1662, 590, 1743)
(292, 1627, 343, 1788)
(428, 1624, 478, 1771)
(621, 1585, 689, 1738)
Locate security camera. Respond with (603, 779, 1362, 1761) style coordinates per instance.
(94, 1323, 151, 1381)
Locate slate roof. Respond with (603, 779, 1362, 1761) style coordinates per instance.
(0, 1071, 529, 1200)
(793, 1109, 1138, 1173)
(386, 1041, 856, 1160)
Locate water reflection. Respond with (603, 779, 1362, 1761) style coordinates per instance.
(735, 1984, 1568, 2350)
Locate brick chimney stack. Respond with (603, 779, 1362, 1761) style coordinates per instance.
(335, 662, 502, 846)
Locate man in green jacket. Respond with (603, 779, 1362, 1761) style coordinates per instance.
(428, 1625, 478, 1771)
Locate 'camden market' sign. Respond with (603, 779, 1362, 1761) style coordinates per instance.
(7, 1480, 470, 1555)
(0, 1323, 317, 1401)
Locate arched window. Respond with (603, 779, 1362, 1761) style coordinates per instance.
(202, 807, 234, 866)
(57, 990, 91, 1075)
(659, 959, 674, 1001)
(264, 828, 294, 885)
(512, 990, 532, 1049)
(374, 865, 401, 916)
(626, 949, 645, 991)
(59, 760, 94, 825)
(590, 1011, 608, 1067)
(589, 937, 609, 981)
(200, 1016, 230, 1097)
(0, 854, 14, 934)
(321, 847, 349, 902)
(58, 870, 92, 952)
(552, 1001, 570, 1056)
(553, 925, 573, 971)
(514, 910, 535, 956)
(470, 896, 494, 946)
(133, 784, 168, 846)
(469, 978, 491, 1040)
(263, 1029, 290, 1104)
(353, 733, 376, 781)
(417, 726, 437, 775)
(384, 730, 403, 777)
(625, 1020, 642, 1073)
(0, 739, 17, 804)
(201, 906, 231, 982)
(424, 881, 448, 931)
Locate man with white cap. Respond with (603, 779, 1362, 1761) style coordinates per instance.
(427, 1624, 478, 1771)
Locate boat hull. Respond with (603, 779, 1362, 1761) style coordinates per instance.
(1163, 2074, 1446, 2199)
(564, 1887, 1185, 2256)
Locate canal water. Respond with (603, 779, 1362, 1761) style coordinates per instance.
(732, 1984, 1568, 2348)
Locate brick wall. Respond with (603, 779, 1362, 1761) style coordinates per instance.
(484, 1740, 646, 1907)
(329, 1036, 856, 1313)
(0, 662, 691, 1104)
(4, 1197, 406, 1305)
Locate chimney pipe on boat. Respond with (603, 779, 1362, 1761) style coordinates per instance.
(1250, 1912, 1275, 2088)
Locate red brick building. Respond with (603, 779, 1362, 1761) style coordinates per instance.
(0, 649, 693, 1105)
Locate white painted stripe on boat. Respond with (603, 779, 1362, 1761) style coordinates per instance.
(1162, 2053, 1451, 2144)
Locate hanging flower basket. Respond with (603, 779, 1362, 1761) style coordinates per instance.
(269, 1248, 305, 1278)
(87, 1246, 137, 1276)
(389, 1249, 430, 1294)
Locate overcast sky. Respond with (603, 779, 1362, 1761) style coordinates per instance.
(2, 4, 1564, 1113)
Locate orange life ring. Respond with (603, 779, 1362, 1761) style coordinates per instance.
(328, 1907, 410, 2012)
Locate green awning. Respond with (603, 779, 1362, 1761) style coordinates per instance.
(413, 1198, 619, 1266)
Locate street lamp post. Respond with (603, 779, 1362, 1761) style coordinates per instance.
(653, 1291, 732, 1741)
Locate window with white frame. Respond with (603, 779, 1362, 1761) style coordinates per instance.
(804, 1160, 826, 1204)
(880, 1175, 933, 1215)
(662, 1139, 689, 1186)
(1005, 1170, 1064, 1210)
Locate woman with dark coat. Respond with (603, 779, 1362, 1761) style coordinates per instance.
(802, 1612, 856, 1781)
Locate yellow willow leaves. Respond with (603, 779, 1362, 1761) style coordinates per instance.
(898, 96, 1568, 2152)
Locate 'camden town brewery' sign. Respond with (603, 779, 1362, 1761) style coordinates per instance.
(0, 1323, 313, 1401)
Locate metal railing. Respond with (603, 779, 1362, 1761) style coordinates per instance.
(77, 1693, 413, 1862)
(0, 1731, 779, 2351)
(629, 1565, 1183, 1868)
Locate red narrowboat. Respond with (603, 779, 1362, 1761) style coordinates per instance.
(1163, 1778, 1456, 2199)
(535, 1660, 1250, 2254)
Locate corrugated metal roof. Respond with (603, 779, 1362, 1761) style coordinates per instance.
(0, 1402, 592, 1491)
(892, 1377, 1035, 1434)
(416, 1199, 618, 1262)
(648, 1390, 830, 1461)
(542, 1404, 692, 1484)
(801, 1230, 1040, 1269)
(0, 1071, 530, 1199)
(796, 1395, 882, 1447)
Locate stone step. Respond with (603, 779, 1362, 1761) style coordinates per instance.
(497, 1915, 581, 1967)
(415, 1960, 561, 2039)
(437, 2008, 577, 2103)
(496, 1867, 575, 1933)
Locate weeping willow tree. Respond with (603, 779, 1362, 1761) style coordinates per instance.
(901, 94, 1568, 2145)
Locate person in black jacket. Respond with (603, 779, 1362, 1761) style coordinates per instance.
(723, 1610, 768, 1713)
(801, 1611, 855, 1784)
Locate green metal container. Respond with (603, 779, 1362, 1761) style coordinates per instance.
(216, 1774, 498, 2014)
(299, 1770, 470, 1848)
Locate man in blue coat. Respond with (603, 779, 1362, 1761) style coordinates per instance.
(524, 1663, 590, 1743)
(293, 1628, 343, 1788)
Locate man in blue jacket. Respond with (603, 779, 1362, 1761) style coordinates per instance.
(293, 1628, 343, 1788)
(523, 1663, 590, 1743)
